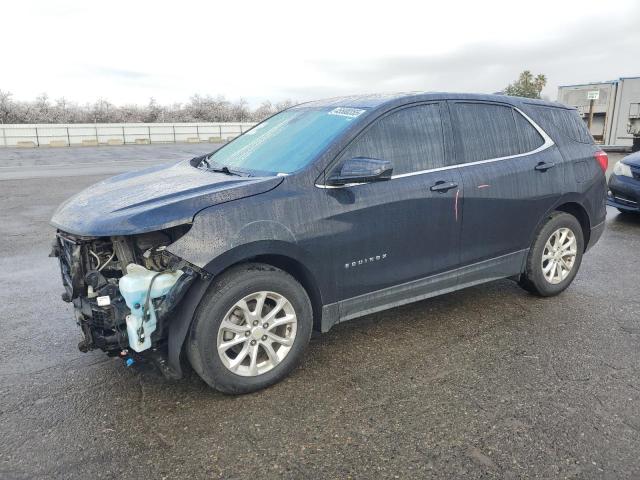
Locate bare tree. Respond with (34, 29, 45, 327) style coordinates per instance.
(33, 93, 52, 122)
(230, 98, 250, 122)
(0, 89, 297, 123)
(143, 98, 164, 123)
(275, 100, 295, 112)
(252, 101, 275, 121)
(0, 90, 15, 123)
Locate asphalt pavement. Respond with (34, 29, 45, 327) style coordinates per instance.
(0, 143, 216, 180)
(0, 145, 639, 479)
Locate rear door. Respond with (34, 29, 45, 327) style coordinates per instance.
(322, 102, 463, 303)
(449, 101, 564, 270)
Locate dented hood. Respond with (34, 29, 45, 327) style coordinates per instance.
(50, 160, 283, 236)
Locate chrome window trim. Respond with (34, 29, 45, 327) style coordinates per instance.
(315, 106, 554, 189)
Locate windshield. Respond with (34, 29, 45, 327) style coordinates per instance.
(206, 106, 367, 175)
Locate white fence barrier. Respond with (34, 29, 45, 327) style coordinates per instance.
(0, 122, 257, 147)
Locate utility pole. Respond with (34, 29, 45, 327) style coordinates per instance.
(586, 90, 599, 133)
(587, 99, 595, 130)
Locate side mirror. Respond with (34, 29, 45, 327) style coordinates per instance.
(327, 157, 393, 186)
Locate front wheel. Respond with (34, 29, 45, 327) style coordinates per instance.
(187, 263, 313, 394)
(519, 212, 584, 297)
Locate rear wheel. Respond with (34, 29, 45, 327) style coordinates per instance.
(187, 263, 313, 394)
(519, 212, 584, 297)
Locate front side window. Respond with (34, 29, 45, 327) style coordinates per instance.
(451, 102, 521, 163)
(338, 103, 446, 176)
(208, 107, 365, 175)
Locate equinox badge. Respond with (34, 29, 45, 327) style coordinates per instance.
(345, 253, 387, 269)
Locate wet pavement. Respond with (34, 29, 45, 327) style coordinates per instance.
(0, 147, 639, 479)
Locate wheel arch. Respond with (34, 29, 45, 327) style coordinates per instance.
(203, 241, 326, 331)
(553, 201, 591, 250)
(167, 241, 327, 377)
(528, 197, 592, 254)
(249, 254, 324, 332)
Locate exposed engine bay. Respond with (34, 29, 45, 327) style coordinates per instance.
(50, 226, 200, 360)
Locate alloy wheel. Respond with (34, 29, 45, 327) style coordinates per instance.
(541, 227, 577, 284)
(216, 291, 298, 376)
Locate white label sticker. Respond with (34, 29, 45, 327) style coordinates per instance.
(328, 107, 366, 118)
(97, 295, 111, 306)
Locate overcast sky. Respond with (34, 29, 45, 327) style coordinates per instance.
(3, 0, 639, 106)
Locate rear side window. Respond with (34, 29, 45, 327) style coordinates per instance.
(339, 103, 445, 175)
(527, 105, 593, 144)
(514, 110, 545, 152)
(450, 102, 521, 163)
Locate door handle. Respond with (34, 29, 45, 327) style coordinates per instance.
(534, 161, 556, 172)
(430, 181, 458, 193)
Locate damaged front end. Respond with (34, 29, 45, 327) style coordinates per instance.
(50, 226, 201, 371)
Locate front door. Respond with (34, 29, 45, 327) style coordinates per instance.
(320, 103, 463, 307)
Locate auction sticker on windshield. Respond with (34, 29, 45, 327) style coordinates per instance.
(328, 107, 366, 118)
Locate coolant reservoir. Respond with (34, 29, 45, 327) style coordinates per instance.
(119, 264, 183, 353)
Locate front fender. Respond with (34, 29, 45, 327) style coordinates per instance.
(166, 204, 297, 268)
(165, 203, 327, 373)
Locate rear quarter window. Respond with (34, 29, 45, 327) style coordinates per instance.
(526, 105, 593, 144)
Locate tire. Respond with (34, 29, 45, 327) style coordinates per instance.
(187, 262, 313, 394)
(519, 212, 584, 297)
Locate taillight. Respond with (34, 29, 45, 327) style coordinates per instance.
(594, 150, 608, 172)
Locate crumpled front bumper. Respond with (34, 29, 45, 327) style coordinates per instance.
(52, 232, 129, 354)
(52, 229, 202, 377)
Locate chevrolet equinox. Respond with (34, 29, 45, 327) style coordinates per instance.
(51, 93, 607, 394)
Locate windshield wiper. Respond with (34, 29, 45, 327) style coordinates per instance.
(197, 154, 251, 177)
(210, 165, 246, 177)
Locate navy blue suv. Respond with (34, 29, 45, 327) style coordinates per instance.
(51, 93, 608, 393)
